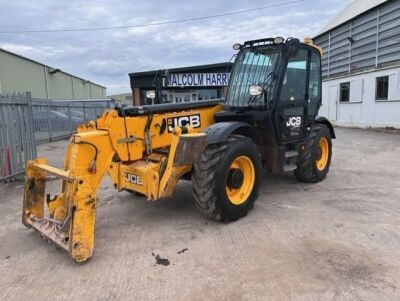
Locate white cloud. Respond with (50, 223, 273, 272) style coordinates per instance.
(0, 0, 352, 94)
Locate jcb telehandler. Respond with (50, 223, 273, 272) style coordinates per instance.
(22, 37, 335, 262)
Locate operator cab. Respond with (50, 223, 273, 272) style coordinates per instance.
(218, 37, 322, 146)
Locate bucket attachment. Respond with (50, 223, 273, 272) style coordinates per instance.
(22, 158, 97, 263)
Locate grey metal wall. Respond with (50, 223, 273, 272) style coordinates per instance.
(314, 0, 400, 79)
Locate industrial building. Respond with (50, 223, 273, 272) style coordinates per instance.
(0, 48, 106, 99)
(314, 0, 400, 128)
(129, 63, 232, 105)
(108, 92, 133, 105)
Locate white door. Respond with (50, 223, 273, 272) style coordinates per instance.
(328, 85, 338, 121)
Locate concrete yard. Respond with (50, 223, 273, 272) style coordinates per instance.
(1, 127, 400, 300)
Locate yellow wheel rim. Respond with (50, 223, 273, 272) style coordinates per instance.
(226, 156, 255, 205)
(316, 137, 329, 171)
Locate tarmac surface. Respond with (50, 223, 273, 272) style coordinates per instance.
(1, 127, 400, 300)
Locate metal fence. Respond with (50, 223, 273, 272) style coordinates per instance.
(32, 98, 112, 143)
(1, 92, 113, 181)
(0, 92, 36, 181)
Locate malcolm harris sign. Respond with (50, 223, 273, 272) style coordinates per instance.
(167, 73, 230, 87)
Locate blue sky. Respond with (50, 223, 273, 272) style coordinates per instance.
(0, 0, 353, 95)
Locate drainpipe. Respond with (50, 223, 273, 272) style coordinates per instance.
(71, 75, 75, 99)
(44, 66, 49, 99)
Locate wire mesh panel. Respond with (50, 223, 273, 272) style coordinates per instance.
(32, 99, 112, 143)
(0, 94, 112, 180)
(0, 92, 36, 181)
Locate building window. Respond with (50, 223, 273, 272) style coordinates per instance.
(376, 76, 389, 100)
(340, 82, 350, 102)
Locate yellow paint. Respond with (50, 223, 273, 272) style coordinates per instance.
(157, 127, 201, 199)
(121, 104, 222, 161)
(116, 158, 161, 200)
(304, 38, 323, 56)
(23, 158, 47, 221)
(226, 156, 255, 205)
(316, 137, 329, 171)
(22, 102, 223, 262)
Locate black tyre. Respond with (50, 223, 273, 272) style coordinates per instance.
(294, 124, 332, 183)
(192, 135, 262, 222)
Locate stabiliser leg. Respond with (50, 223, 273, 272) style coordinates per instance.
(22, 159, 75, 256)
(22, 130, 115, 263)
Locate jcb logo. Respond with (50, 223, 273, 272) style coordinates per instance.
(167, 114, 201, 132)
(286, 116, 302, 128)
(125, 173, 143, 185)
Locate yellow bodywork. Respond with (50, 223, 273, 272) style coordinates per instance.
(304, 38, 323, 56)
(22, 103, 223, 262)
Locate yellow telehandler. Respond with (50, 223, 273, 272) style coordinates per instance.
(22, 37, 335, 262)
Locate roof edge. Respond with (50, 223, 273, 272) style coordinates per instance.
(129, 62, 233, 77)
(0, 48, 107, 89)
(314, 0, 388, 38)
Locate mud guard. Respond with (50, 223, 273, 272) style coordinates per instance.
(204, 122, 258, 144)
(314, 116, 336, 139)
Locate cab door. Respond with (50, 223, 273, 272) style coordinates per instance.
(275, 48, 309, 144)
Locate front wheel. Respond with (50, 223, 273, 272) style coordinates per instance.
(192, 135, 262, 222)
(294, 124, 332, 183)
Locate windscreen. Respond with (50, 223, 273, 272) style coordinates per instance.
(225, 47, 281, 107)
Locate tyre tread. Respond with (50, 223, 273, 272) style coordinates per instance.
(294, 124, 332, 183)
(192, 135, 259, 221)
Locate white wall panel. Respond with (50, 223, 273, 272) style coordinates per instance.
(389, 73, 400, 100)
(321, 66, 400, 128)
(350, 79, 364, 102)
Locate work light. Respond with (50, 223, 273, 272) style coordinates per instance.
(233, 43, 242, 50)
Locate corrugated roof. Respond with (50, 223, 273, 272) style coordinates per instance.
(315, 0, 388, 37)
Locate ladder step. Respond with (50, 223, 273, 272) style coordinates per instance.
(283, 164, 297, 172)
(284, 151, 299, 158)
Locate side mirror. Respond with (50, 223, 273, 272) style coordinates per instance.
(249, 85, 264, 96)
(146, 90, 156, 99)
(286, 38, 300, 57)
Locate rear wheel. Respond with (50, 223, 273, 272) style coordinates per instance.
(294, 124, 332, 183)
(192, 135, 262, 222)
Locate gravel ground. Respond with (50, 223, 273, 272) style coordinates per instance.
(1, 127, 400, 300)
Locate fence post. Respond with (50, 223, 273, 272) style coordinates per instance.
(47, 100, 52, 141)
(6, 94, 17, 176)
(14, 94, 23, 172)
(83, 102, 86, 123)
(68, 103, 72, 135)
(0, 94, 5, 177)
(26, 92, 37, 158)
